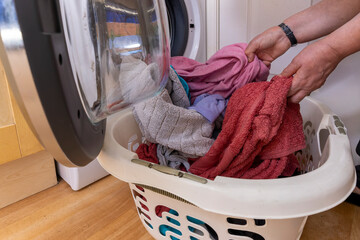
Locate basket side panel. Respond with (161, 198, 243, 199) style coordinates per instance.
(129, 183, 307, 240)
(298, 98, 329, 173)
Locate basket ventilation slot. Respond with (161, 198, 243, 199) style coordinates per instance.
(227, 217, 247, 225)
(228, 229, 265, 240)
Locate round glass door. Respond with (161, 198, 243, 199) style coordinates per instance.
(60, 0, 170, 123)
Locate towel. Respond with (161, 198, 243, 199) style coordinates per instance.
(133, 68, 214, 156)
(171, 65, 191, 102)
(189, 76, 305, 179)
(171, 43, 269, 102)
(135, 142, 159, 164)
(164, 67, 191, 108)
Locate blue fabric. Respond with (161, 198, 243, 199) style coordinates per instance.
(171, 65, 191, 102)
(188, 94, 228, 123)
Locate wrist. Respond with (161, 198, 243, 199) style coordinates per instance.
(278, 23, 298, 47)
(271, 26, 292, 49)
(319, 38, 346, 62)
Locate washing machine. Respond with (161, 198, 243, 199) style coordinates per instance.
(0, 0, 206, 190)
(56, 0, 206, 190)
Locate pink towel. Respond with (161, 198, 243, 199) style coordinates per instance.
(171, 43, 269, 102)
(189, 76, 305, 179)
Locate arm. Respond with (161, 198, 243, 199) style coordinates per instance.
(245, 0, 360, 64)
(284, 0, 360, 43)
(282, 12, 360, 103)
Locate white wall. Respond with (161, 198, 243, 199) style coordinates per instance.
(207, 0, 360, 164)
(208, 0, 311, 75)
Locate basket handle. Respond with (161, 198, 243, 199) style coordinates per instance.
(131, 159, 208, 184)
(331, 115, 347, 135)
(317, 114, 347, 154)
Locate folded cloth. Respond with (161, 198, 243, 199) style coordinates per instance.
(165, 67, 191, 108)
(135, 143, 159, 164)
(188, 94, 228, 123)
(171, 43, 269, 102)
(189, 76, 306, 179)
(133, 68, 214, 156)
(157, 145, 191, 171)
(171, 65, 191, 102)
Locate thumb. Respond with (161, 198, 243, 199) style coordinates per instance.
(280, 62, 299, 77)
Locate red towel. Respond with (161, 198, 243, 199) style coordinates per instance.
(135, 143, 159, 164)
(171, 43, 269, 103)
(189, 76, 305, 179)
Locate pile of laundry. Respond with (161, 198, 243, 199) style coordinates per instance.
(133, 43, 306, 180)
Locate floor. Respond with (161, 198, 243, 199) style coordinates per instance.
(0, 176, 358, 240)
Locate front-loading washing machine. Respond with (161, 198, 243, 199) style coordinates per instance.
(0, 0, 206, 190)
(0, 0, 171, 177)
(62, 0, 206, 189)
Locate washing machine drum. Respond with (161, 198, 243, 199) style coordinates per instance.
(165, 0, 189, 57)
(0, 0, 170, 167)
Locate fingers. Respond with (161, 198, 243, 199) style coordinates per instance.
(287, 71, 313, 103)
(288, 90, 309, 104)
(245, 42, 259, 63)
(263, 60, 271, 67)
(246, 52, 256, 63)
(282, 62, 307, 102)
(280, 61, 300, 77)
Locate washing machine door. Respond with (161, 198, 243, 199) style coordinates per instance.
(0, 0, 170, 167)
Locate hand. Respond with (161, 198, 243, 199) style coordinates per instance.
(280, 40, 343, 103)
(245, 26, 292, 66)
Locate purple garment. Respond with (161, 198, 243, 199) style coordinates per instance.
(189, 94, 228, 123)
(171, 43, 269, 103)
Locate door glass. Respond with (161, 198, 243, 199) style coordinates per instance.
(60, 0, 170, 123)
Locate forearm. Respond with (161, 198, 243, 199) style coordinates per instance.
(284, 0, 360, 43)
(322, 12, 360, 59)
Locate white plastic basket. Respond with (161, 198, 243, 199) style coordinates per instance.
(98, 97, 356, 240)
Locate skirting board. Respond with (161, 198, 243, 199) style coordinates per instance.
(0, 150, 58, 208)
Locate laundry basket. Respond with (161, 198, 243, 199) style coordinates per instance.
(98, 97, 356, 240)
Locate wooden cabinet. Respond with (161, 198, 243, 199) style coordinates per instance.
(0, 59, 57, 208)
